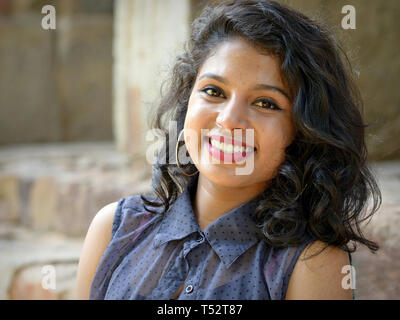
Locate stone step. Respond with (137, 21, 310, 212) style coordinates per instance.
(0, 142, 153, 237)
(0, 142, 155, 299)
(0, 222, 83, 300)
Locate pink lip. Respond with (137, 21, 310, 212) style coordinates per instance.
(206, 137, 255, 164)
(209, 135, 256, 150)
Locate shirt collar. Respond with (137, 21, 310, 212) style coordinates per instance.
(152, 176, 200, 248)
(153, 174, 265, 268)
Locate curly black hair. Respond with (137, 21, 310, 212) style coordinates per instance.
(141, 0, 382, 257)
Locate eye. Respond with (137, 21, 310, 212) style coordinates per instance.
(254, 98, 282, 111)
(200, 86, 225, 98)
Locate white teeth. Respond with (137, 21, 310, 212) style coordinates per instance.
(210, 139, 253, 154)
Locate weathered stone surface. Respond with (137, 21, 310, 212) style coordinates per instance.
(342, 161, 400, 299)
(0, 10, 114, 145)
(29, 177, 58, 230)
(0, 223, 83, 300)
(0, 142, 152, 236)
(56, 14, 113, 142)
(352, 234, 400, 299)
(361, 162, 400, 250)
(0, 0, 11, 15)
(113, 0, 190, 155)
(10, 0, 44, 14)
(0, 175, 20, 222)
(9, 263, 78, 300)
(0, 14, 61, 144)
(285, 0, 400, 160)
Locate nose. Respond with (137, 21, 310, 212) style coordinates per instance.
(216, 97, 250, 130)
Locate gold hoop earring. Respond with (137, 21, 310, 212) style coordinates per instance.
(175, 129, 199, 177)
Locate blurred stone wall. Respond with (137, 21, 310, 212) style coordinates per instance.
(0, 0, 398, 159)
(0, 0, 114, 144)
(113, 0, 191, 155)
(284, 0, 400, 160)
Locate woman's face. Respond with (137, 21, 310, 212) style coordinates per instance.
(183, 37, 296, 189)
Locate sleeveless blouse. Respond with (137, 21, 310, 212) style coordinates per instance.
(89, 174, 353, 300)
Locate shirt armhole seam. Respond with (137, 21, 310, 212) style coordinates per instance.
(282, 238, 317, 299)
(111, 198, 125, 239)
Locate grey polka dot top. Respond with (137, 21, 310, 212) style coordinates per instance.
(89, 173, 352, 300)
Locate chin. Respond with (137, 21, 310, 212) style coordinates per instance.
(200, 166, 257, 187)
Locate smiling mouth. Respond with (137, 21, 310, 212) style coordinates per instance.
(207, 136, 257, 163)
(208, 136, 256, 153)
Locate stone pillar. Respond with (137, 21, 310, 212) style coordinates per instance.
(113, 0, 191, 156)
(54, 0, 114, 142)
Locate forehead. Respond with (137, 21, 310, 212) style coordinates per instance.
(198, 38, 285, 87)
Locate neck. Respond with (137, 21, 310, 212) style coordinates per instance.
(193, 174, 266, 231)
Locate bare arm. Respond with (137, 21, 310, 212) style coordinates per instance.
(76, 202, 118, 300)
(285, 240, 353, 300)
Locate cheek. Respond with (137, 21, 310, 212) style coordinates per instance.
(257, 118, 295, 160)
(256, 126, 291, 181)
(185, 97, 206, 127)
(184, 96, 216, 139)
(183, 99, 209, 157)
(273, 116, 296, 147)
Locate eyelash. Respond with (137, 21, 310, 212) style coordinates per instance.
(200, 86, 282, 111)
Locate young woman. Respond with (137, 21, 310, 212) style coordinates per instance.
(77, 0, 381, 300)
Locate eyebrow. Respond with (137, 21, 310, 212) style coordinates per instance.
(198, 72, 291, 101)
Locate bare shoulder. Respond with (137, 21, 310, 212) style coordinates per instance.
(285, 240, 353, 300)
(76, 201, 119, 299)
(90, 202, 119, 232)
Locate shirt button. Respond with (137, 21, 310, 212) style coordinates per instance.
(185, 285, 194, 294)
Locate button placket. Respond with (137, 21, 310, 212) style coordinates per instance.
(178, 233, 205, 299)
(181, 249, 204, 299)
